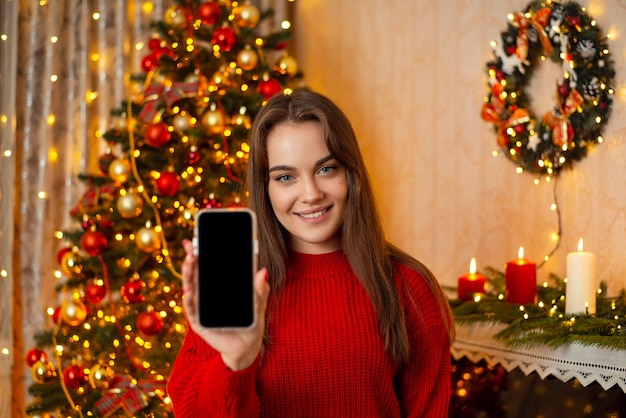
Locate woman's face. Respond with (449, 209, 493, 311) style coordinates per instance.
(266, 120, 348, 254)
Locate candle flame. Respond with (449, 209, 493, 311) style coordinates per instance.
(518, 246, 524, 259)
(469, 257, 477, 274)
(577, 237, 584, 251)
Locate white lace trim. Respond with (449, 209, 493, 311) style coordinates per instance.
(451, 323, 626, 392)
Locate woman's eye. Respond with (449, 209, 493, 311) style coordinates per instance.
(274, 174, 293, 182)
(319, 165, 338, 174)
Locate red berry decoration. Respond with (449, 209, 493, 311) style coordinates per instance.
(63, 365, 88, 389)
(204, 198, 221, 208)
(26, 349, 47, 367)
(137, 311, 163, 336)
(211, 27, 236, 52)
(156, 172, 180, 197)
(121, 279, 144, 303)
(257, 78, 282, 100)
(145, 122, 172, 147)
(85, 282, 106, 304)
(81, 230, 108, 256)
(198, 1, 221, 25)
(188, 151, 201, 165)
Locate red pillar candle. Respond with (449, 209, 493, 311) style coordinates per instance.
(505, 246, 537, 304)
(457, 257, 487, 301)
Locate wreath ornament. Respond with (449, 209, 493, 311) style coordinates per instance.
(481, 1, 615, 176)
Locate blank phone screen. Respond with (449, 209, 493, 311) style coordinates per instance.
(196, 209, 255, 328)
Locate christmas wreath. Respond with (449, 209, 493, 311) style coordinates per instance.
(481, 1, 615, 176)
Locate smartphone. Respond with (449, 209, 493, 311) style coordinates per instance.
(194, 208, 257, 328)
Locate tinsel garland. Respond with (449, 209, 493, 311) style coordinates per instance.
(448, 267, 626, 350)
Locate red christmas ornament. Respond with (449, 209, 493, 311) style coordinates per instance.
(198, 1, 221, 25)
(25, 349, 47, 367)
(63, 365, 88, 389)
(148, 38, 162, 50)
(85, 282, 106, 304)
(81, 230, 108, 256)
(145, 122, 172, 147)
(121, 280, 145, 303)
(211, 27, 236, 52)
(152, 47, 174, 63)
(137, 311, 163, 336)
(257, 78, 282, 100)
(52, 306, 62, 324)
(558, 83, 570, 98)
(56, 247, 71, 264)
(156, 172, 180, 197)
(141, 55, 158, 73)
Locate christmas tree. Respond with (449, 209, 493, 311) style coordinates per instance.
(25, 1, 301, 416)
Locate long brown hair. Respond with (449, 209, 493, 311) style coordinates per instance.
(246, 88, 454, 365)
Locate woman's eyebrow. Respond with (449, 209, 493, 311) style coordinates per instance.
(269, 164, 295, 173)
(268, 155, 335, 173)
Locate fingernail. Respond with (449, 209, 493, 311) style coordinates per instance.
(264, 269, 269, 283)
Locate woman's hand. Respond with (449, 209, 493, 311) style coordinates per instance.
(180, 238, 271, 371)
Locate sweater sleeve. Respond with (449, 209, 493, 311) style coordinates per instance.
(167, 325, 261, 417)
(395, 266, 451, 418)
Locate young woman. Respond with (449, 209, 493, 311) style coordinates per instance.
(168, 89, 454, 417)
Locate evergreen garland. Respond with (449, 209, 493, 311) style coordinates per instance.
(450, 267, 626, 350)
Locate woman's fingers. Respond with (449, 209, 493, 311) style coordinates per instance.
(181, 239, 199, 322)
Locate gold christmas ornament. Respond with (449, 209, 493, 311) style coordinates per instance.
(116, 190, 144, 218)
(62, 300, 88, 326)
(108, 158, 131, 183)
(275, 54, 298, 77)
(31, 360, 56, 384)
(136, 226, 161, 252)
(164, 6, 187, 29)
(172, 112, 193, 132)
(201, 104, 226, 135)
(89, 364, 114, 390)
(236, 46, 258, 71)
(61, 250, 83, 277)
(233, 3, 260, 28)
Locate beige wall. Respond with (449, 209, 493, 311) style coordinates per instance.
(293, 0, 626, 295)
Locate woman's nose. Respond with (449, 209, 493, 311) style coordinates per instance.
(299, 177, 324, 203)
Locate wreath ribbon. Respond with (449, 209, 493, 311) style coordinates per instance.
(543, 86, 584, 146)
(511, 9, 553, 61)
(481, 84, 530, 147)
(139, 80, 199, 121)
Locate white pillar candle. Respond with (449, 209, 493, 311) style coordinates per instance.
(565, 238, 597, 315)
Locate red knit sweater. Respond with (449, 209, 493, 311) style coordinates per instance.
(168, 250, 451, 417)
